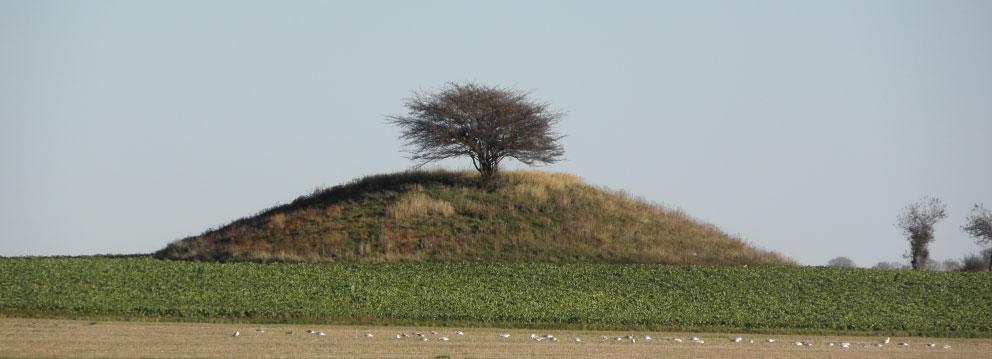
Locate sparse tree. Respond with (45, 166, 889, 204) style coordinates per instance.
(389, 83, 565, 182)
(896, 196, 947, 270)
(963, 203, 992, 271)
(827, 256, 856, 268)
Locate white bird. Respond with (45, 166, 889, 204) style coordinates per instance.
(614, 337, 623, 341)
(766, 339, 776, 343)
(439, 337, 449, 341)
(455, 331, 464, 336)
(574, 337, 582, 342)
(395, 334, 402, 339)
(499, 333, 511, 338)
(421, 337, 429, 342)
(828, 342, 835, 347)
(749, 339, 754, 344)
(232, 331, 240, 337)
(318, 331, 326, 336)
(364, 332, 373, 338)
(256, 329, 265, 333)
(793, 341, 803, 346)
(643, 335, 652, 340)
(874, 343, 884, 347)
(840, 342, 851, 348)
(630, 338, 636, 343)
(804, 341, 813, 347)
(898, 342, 909, 346)
(883, 337, 891, 344)
(695, 340, 705, 344)
(942, 344, 951, 349)
(691, 336, 700, 341)
(674, 338, 683, 343)
(927, 343, 936, 348)
(733, 337, 742, 343)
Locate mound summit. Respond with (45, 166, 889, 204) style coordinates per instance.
(157, 170, 792, 265)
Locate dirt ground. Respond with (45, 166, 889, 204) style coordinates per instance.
(0, 318, 988, 358)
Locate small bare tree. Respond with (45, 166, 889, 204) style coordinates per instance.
(896, 196, 947, 270)
(963, 203, 992, 271)
(388, 83, 565, 182)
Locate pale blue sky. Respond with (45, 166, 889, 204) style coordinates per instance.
(2, 0, 990, 266)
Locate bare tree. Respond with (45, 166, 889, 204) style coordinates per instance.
(963, 203, 992, 271)
(388, 83, 565, 182)
(896, 196, 947, 270)
(827, 256, 856, 268)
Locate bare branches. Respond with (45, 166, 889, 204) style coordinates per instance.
(388, 83, 564, 181)
(964, 203, 992, 271)
(896, 196, 947, 270)
(963, 203, 991, 245)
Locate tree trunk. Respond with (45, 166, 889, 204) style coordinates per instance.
(910, 235, 930, 270)
(476, 158, 500, 187)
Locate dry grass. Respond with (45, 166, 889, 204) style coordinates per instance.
(1, 318, 985, 359)
(503, 170, 583, 190)
(156, 169, 795, 265)
(388, 192, 455, 219)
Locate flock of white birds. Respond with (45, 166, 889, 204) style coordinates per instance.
(230, 329, 954, 350)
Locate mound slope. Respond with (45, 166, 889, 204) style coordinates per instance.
(157, 170, 791, 265)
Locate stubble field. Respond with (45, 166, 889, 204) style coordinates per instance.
(1, 318, 988, 359)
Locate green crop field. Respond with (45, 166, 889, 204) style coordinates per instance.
(1, 257, 989, 337)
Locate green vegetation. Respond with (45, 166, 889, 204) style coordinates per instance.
(2, 257, 990, 337)
(156, 170, 790, 266)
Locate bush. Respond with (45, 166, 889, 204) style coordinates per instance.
(961, 254, 988, 272)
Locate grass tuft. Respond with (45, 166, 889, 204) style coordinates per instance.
(388, 192, 455, 219)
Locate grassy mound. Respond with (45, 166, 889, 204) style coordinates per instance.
(156, 170, 791, 265)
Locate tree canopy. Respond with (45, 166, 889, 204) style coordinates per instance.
(896, 196, 947, 270)
(389, 83, 565, 181)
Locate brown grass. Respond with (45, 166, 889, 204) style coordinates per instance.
(388, 192, 455, 219)
(1, 318, 985, 359)
(156, 169, 795, 266)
